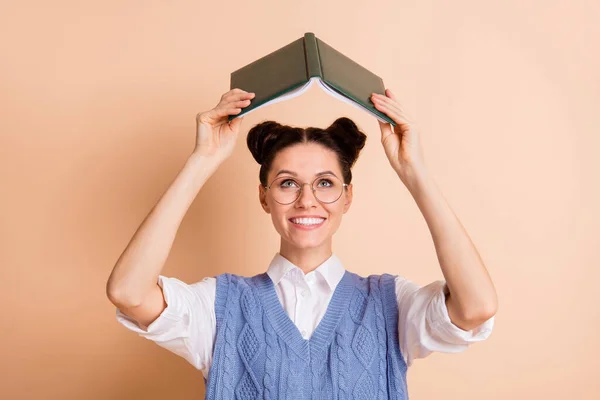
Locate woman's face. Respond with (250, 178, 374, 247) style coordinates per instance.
(259, 142, 353, 252)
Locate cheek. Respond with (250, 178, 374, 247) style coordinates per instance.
(269, 205, 291, 230)
(326, 199, 346, 215)
(319, 203, 345, 231)
(325, 206, 345, 227)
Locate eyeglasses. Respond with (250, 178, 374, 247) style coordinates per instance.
(264, 174, 348, 205)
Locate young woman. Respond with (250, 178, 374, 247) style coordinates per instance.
(107, 88, 497, 399)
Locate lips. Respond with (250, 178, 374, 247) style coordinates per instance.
(288, 216, 327, 229)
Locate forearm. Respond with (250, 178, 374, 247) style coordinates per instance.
(106, 153, 221, 306)
(401, 167, 498, 330)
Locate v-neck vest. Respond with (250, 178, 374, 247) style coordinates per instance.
(205, 271, 408, 400)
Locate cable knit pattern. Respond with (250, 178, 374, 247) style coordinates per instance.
(311, 351, 327, 399)
(370, 277, 388, 399)
(349, 288, 368, 323)
(286, 348, 305, 399)
(336, 330, 349, 398)
(235, 372, 259, 400)
(238, 324, 260, 364)
(241, 288, 257, 320)
(353, 370, 375, 400)
(381, 274, 409, 399)
(352, 324, 375, 368)
(204, 272, 408, 400)
(221, 296, 236, 399)
(263, 314, 277, 400)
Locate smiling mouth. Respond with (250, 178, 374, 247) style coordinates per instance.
(288, 217, 326, 227)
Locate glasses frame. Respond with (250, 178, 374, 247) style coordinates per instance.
(263, 174, 349, 205)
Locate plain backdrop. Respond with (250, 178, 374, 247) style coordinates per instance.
(1, 0, 598, 399)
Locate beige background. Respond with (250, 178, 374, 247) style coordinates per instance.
(1, 0, 598, 398)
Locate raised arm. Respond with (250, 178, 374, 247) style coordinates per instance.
(371, 89, 498, 331)
(403, 169, 497, 330)
(106, 89, 255, 327)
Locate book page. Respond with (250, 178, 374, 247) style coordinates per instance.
(316, 79, 390, 124)
(235, 78, 317, 119)
(232, 77, 391, 124)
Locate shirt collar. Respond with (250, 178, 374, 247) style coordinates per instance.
(266, 252, 346, 291)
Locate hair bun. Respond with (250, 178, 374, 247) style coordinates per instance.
(246, 121, 285, 165)
(326, 117, 367, 168)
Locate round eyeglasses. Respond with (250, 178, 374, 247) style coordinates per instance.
(264, 174, 348, 205)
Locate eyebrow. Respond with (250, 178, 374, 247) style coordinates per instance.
(275, 169, 339, 179)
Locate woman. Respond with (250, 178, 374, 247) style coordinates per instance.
(106, 88, 497, 399)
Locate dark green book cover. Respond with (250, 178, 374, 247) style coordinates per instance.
(228, 32, 395, 126)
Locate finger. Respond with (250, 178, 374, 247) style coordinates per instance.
(371, 92, 412, 125)
(229, 115, 244, 132)
(371, 93, 404, 117)
(372, 98, 411, 126)
(220, 94, 254, 109)
(231, 88, 255, 95)
(381, 90, 411, 124)
(227, 107, 243, 115)
(214, 99, 250, 118)
(377, 120, 393, 142)
(226, 88, 246, 96)
(231, 91, 255, 101)
(230, 99, 252, 108)
(223, 90, 255, 102)
(210, 106, 242, 120)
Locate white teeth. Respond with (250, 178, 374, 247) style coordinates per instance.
(291, 218, 325, 226)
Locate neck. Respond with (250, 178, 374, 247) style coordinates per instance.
(279, 239, 333, 274)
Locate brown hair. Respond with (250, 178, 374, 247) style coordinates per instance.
(246, 117, 367, 186)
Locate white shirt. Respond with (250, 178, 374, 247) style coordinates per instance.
(116, 253, 494, 379)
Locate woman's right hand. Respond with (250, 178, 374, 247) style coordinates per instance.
(193, 88, 255, 160)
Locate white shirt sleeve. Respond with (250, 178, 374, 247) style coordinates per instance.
(395, 276, 495, 367)
(115, 275, 217, 378)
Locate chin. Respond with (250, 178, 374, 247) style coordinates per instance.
(285, 234, 329, 250)
(292, 240, 324, 250)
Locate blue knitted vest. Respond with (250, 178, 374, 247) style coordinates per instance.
(205, 271, 408, 399)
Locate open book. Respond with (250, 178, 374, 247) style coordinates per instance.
(228, 32, 395, 126)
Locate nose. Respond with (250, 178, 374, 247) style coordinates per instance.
(295, 183, 317, 208)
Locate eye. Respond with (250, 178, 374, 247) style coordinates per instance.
(280, 179, 299, 188)
(317, 179, 333, 187)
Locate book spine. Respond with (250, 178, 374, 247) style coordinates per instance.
(303, 32, 322, 79)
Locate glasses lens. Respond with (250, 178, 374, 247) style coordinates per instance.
(269, 175, 344, 204)
(270, 177, 301, 204)
(312, 175, 344, 203)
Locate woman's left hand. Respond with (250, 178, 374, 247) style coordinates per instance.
(371, 89, 427, 182)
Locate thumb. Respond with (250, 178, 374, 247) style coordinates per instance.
(228, 115, 244, 133)
(378, 120, 393, 142)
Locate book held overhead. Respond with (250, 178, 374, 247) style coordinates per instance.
(229, 32, 395, 126)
